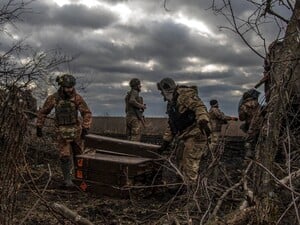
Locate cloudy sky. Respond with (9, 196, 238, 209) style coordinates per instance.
(1, 0, 293, 117)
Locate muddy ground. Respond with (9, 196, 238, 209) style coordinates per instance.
(14, 133, 297, 225)
(14, 134, 246, 225)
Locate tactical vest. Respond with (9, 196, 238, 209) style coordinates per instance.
(55, 95, 78, 126)
(167, 100, 196, 135)
(125, 91, 143, 117)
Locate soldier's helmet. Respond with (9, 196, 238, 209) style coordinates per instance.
(56, 74, 76, 87)
(157, 77, 176, 92)
(129, 78, 141, 88)
(243, 88, 260, 100)
(210, 99, 218, 106)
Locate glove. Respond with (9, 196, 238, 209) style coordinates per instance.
(81, 128, 89, 139)
(199, 120, 211, 137)
(36, 127, 43, 137)
(158, 141, 170, 154)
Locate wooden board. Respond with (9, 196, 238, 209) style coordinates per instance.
(85, 134, 160, 158)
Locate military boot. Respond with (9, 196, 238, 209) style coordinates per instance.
(60, 157, 74, 187)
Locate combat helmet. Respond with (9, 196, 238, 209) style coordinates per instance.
(56, 74, 76, 87)
(129, 78, 141, 88)
(243, 88, 260, 100)
(157, 77, 176, 92)
(210, 99, 218, 106)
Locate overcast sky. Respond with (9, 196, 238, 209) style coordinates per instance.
(1, 0, 293, 117)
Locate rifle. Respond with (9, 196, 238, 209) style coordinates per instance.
(134, 107, 146, 128)
(254, 72, 270, 89)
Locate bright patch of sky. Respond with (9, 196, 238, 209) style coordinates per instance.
(174, 13, 212, 37)
(121, 59, 158, 71)
(52, 0, 99, 7)
(230, 90, 243, 97)
(201, 64, 229, 73)
(185, 57, 228, 73)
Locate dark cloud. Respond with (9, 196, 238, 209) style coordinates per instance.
(19, 1, 118, 29)
(1, 0, 276, 117)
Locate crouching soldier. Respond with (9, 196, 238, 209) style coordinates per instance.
(157, 77, 211, 186)
(209, 99, 238, 155)
(238, 88, 263, 159)
(36, 74, 92, 187)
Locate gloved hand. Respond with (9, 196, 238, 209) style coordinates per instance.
(158, 141, 170, 154)
(199, 120, 211, 137)
(36, 127, 43, 137)
(81, 128, 89, 139)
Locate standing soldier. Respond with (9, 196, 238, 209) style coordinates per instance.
(157, 77, 211, 185)
(125, 78, 146, 142)
(209, 99, 238, 155)
(238, 89, 262, 159)
(36, 74, 92, 187)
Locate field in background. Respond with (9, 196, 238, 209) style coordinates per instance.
(90, 116, 245, 138)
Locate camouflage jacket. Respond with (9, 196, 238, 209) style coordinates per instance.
(125, 89, 144, 118)
(209, 106, 229, 132)
(238, 98, 260, 125)
(163, 86, 210, 142)
(36, 88, 92, 129)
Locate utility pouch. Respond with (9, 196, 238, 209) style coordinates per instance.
(59, 126, 77, 140)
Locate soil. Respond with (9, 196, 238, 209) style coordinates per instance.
(15, 133, 297, 225)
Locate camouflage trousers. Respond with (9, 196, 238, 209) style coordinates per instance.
(126, 116, 143, 142)
(210, 131, 221, 152)
(176, 136, 208, 183)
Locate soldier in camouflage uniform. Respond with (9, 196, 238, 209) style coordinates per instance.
(209, 99, 238, 155)
(157, 78, 211, 184)
(125, 78, 146, 142)
(238, 89, 263, 159)
(36, 74, 92, 187)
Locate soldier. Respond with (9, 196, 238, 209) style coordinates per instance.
(125, 78, 146, 142)
(157, 77, 210, 184)
(238, 88, 263, 159)
(209, 99, 238, 155)
(36, 74, 92, 187)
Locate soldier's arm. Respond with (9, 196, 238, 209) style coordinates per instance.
(128, 90, 144, 109)
(77, 95, 92, 129)
(162, 124, 174, 142)
(238, 104, 248, 121)
(213, 108, 228, 122)
(36, 95, 56, 127)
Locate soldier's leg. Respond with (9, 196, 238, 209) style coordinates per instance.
(245, 115, 263, 159)
(130, 118, 142, 142)
(57, 137, 74, 187)
(244, 132, 259, 159)
(181, 137, 207, 183)
(126, 116, 133, 140)
(210, 131, 220, 158)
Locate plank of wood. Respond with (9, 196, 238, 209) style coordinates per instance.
(85, 134, 160, 158)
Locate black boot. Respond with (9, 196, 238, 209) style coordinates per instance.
(60, 157, 74, 187)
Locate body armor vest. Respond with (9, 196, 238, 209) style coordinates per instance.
(167, 100, 196, 135)
(125, 91, 143, 117)
(55, 96, 78, 126)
